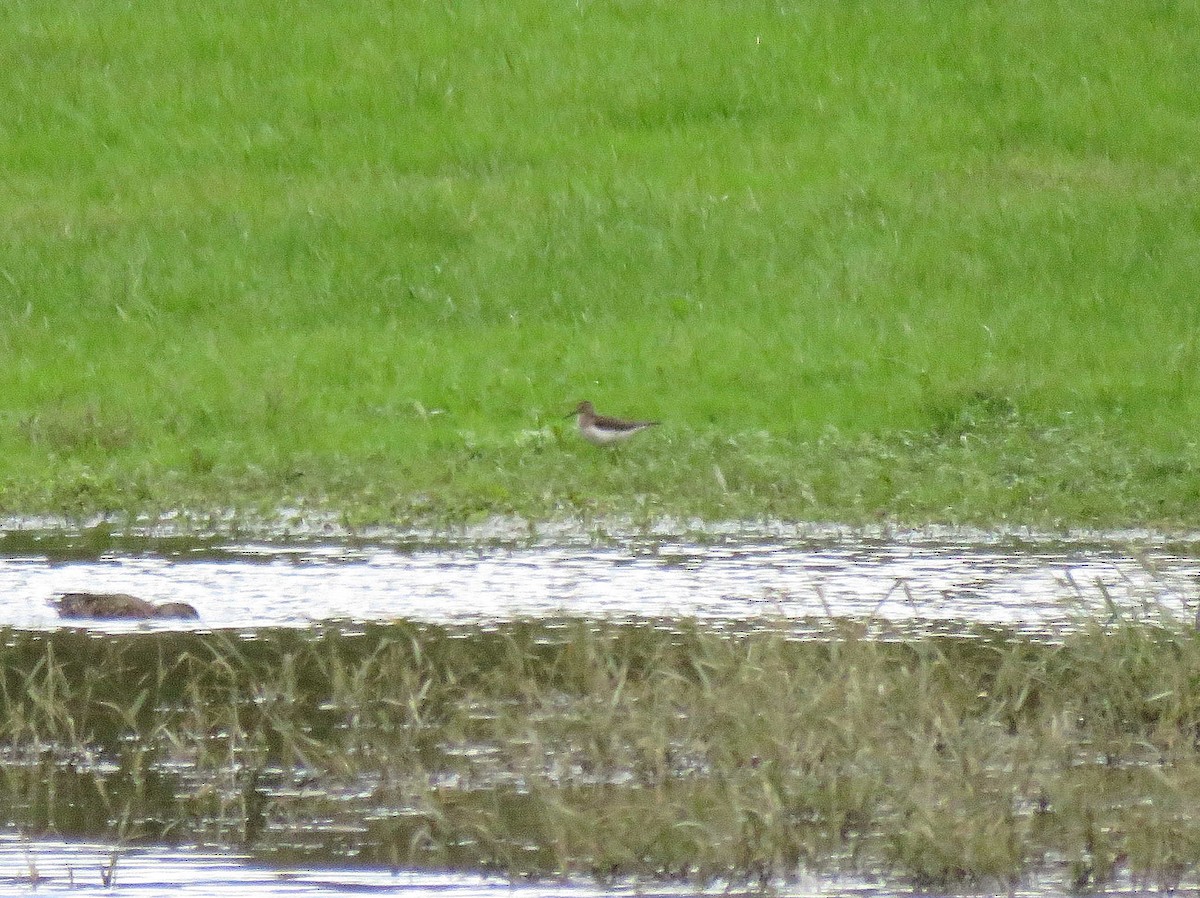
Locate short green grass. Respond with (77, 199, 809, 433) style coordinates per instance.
(5, 617, 1200, 889)
(3, 1, 1200, 526)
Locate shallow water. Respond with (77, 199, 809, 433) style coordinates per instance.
(1, 834, 1188, 898)
(4, 526, 1200, 896)
(0, 530, 1196, 634)
(0, 833, 726, 897)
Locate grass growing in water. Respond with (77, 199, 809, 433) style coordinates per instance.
(2, 617, 1200, 890)
(2, 2, 1200, 526)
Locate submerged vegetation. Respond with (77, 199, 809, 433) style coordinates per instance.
(4, 616, 1200, 890)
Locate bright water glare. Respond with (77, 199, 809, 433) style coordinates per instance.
(0, 531, 1196, 633)
(0, 834, 1181, 898)
(0, 833, 744, 897)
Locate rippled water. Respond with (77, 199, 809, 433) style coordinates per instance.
(0, 834, 1185, 898)
(0, 529, 1196, 633)
(0, 834, 745, 897)
(4, 525, 1200, 896)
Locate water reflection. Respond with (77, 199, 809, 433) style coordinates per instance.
(0, 833, 1185, 898)
(0, 533, 1194, 634)
(0, 833, 735, 896)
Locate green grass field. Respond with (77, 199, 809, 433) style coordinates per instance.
(3, 1, 1200, 526)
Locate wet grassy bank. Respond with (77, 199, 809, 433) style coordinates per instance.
(4, 2, 1200, 528)
(4, 617, 1200, 890)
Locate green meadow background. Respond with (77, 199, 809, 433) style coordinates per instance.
(2, 0, 1199, 526)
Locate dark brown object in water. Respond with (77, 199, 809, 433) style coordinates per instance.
(56, 592, 200, 620)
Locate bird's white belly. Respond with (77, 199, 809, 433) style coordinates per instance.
(579, 422, 643, 445)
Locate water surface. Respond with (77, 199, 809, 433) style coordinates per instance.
(3, 525, 1199, 896)
(0, 834, 1186, 898)
(0, 529, 1195, 634)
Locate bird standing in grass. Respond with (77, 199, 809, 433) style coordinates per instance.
(567, 401, 659, 446)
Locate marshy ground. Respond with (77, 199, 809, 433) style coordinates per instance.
(4, 613, 1200, 892)
(3, 526, 1200, 894)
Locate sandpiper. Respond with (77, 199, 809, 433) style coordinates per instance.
(567, 400, 660, 446)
